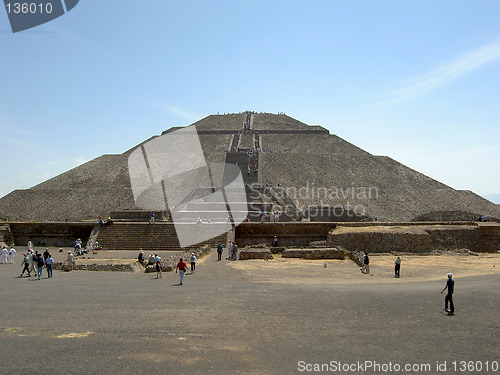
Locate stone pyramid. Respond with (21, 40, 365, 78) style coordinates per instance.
(1, 112, 499, 222)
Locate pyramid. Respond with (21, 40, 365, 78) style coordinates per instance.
(1, 112, 499, 222)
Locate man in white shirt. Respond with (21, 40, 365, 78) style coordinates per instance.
(9, 247, 16, 263)
(1, 246, 8, 264)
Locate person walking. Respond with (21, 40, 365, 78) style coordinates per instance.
(361, 252, 370, 274)
(232, 243, 238, 261)
(441, 273, 455, 315)
(154, 254, 162, 278)
(1, 246, 8, 264)
(176, 258, 188, 285)
(9, 247, 16, 263)
(67, 251, 75, 271)
(189, 253, 197, 273)
(45, 254, 54, 278)
(217, 244, 223, 261)
(149, 211, 155, 224)
(394, 257, 401, 278)
(35, 253, 45, 280)
(20, 253, 32, 277)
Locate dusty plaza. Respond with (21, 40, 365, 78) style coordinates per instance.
(1, 113, 499, 375)
(0, 247, 498, 375)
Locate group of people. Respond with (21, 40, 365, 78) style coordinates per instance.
(1, 246, 16, 263)
(360, 252, 401, 277)
(99, 216, 114, 227)
(19, 248, 54, 280)
(138, 251, 198, 285)
(360, 252, 455, 315)
(227, 242, 238, 260)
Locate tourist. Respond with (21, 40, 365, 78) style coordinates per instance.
(1, 246, 8, 264)
(29, 250, 36, 273)
(260, 211, 265, 223)
(232, 243, 238, 261)
(361, 252, 370, 274)
(99, 216, 105, 227)
(45, 254, 54, 278)
(87, 239, 93, 253)
(441, 273, 455, 315)
(67, 251, 75, 271)
(43, 248, 50, 262)
(176, 257, 188, 285)
(9, 246, 16, 263)
(217, 243, 223, 261)
(227, 242, 234, 260)
(138, 251, 145, 265)
(272, 236, 278, 247)
(189, 253, 197, 273)
(149, 211, 155, 224)
(27, 240, 33, 252)
(35, 253, 45, 280)
(20, 253, 31, 277)
(155, 259, 162, 279)
(74, 239, 83, 255)
(394, 257, 401, 278)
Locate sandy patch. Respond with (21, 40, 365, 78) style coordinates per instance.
(228, 253, 500, 285)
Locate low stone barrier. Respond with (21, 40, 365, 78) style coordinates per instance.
(53, 262, 134, 272)
(145, 244, 211, 273)
(239, 247, 273, 260)
(283, 248, 344, 259)
(304, 248, 344, 260)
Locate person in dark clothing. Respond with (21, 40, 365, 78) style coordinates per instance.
(216, 244, 223, 261)
(361, 252, 370, 274)
(441, 273, 455, 315)
(394, 257, 401, 278)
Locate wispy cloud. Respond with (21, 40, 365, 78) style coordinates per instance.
(157, 104, 201, 122)
(372, 41, 500, 106)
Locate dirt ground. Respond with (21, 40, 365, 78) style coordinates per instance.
(229, 252, 500, 284)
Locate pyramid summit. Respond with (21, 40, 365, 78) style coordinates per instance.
(1, 111, 499, 222)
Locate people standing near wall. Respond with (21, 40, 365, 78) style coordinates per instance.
(441, 273, 455, 315)
(176, 258, 188, 285)
(394, 257, 401, 278)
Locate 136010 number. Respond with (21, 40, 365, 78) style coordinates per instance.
(5, 2, 53, 14)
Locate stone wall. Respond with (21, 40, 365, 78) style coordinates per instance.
(235, 222, 337, 247)
(9, 222, 94, 247)
(239, 247, 273, 260)
(327, 225, 500, 253)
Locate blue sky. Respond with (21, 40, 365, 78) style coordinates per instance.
(1, 0, 499, 203)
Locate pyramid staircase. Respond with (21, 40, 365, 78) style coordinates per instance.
(95, 222, 227, 251)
